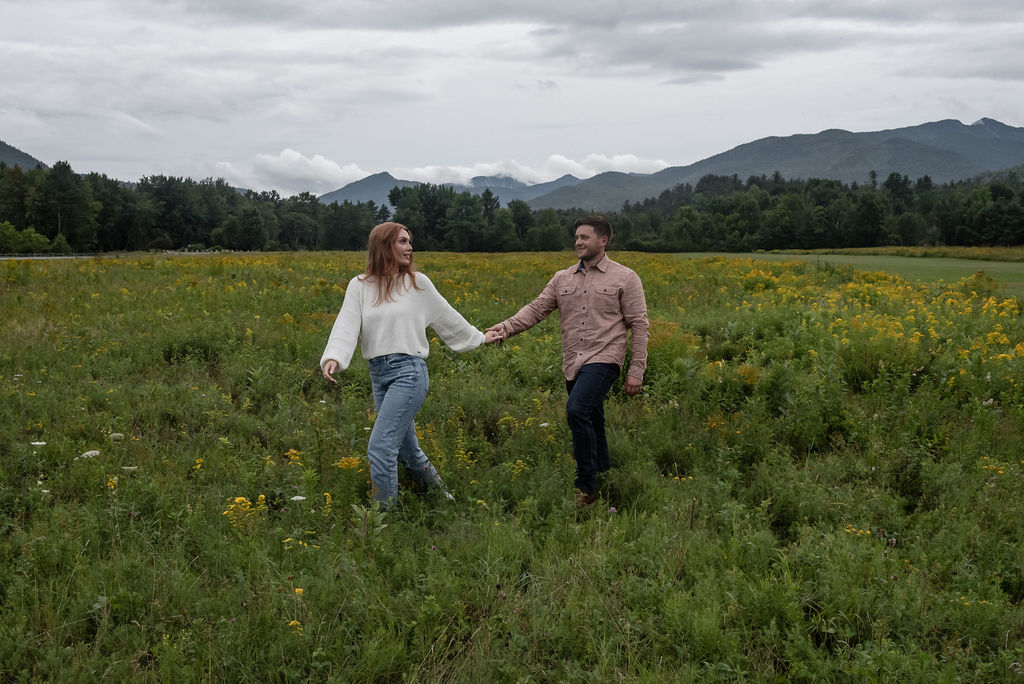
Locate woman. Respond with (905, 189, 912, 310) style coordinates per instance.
(321, 222, 500, 508)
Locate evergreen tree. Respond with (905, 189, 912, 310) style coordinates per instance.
(38, 161, 99, 251)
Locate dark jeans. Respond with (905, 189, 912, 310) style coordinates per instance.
(565, 363, 620, 494)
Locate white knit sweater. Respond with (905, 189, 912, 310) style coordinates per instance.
(320, 272, 484, 371)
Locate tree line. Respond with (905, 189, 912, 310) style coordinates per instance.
(615, 169, 1024, 251)
(2, 160, 1022, 254)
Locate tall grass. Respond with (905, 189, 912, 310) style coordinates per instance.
(2, 252, 1022, 680)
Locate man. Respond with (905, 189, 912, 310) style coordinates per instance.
(488, 215, 649, 507)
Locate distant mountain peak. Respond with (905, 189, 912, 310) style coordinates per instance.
(971, 117, 1006, 128)
(468, 174, 528, 190)
(318, 169, 583, 208)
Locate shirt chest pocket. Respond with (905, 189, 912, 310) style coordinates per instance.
(557, 284, 579, 305)
(593, 285, 619, 312)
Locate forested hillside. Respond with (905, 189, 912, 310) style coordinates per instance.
(1, 160, 1022, 254)
(0, 141, 47, 172)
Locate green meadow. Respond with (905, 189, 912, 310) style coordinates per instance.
(2, 251, 1023, 681)
(692, 249, 1024, 299)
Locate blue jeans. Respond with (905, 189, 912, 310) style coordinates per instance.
(367, 354, 444, 507)
(565, 363, 620, 494)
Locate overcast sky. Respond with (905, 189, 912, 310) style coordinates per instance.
(2, 0, 1023, 196)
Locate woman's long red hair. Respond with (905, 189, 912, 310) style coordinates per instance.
(361, 222, 421, 304)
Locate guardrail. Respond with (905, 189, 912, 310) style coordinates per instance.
(0, 252, 103, 259)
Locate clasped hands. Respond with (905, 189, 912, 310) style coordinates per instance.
(483, 324, 505, 344)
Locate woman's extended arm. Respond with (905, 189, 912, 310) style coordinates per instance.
(420, 274, 485, 352)
(320, 277, 363, 374)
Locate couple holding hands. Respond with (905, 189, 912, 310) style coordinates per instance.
(320, 217, 649, 509)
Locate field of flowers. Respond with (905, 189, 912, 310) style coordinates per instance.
(2, 251, 1023, 680)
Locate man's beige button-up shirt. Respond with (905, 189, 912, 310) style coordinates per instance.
(498, 254, 649, 381)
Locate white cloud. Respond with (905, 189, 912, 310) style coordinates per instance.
(216, 151, 673, 195)
(393, 153, 671, 186)
(245, 149, 371, 195)
(540, 154, 670, 179)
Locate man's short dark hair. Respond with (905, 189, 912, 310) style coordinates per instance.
(573, 215, 613, 241)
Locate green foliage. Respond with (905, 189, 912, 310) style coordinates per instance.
(620, 172, 1024, 251)
(0, 222, 53, 253)
(5, 158, 1024, 256)
(1, 252, 1023, 680)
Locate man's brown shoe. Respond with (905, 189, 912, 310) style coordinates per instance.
(575, 491, 597, 508)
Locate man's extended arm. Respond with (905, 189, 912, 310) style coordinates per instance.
(488, 275, 559, 340)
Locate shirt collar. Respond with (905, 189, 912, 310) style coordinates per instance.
(576, 254, 609, 273)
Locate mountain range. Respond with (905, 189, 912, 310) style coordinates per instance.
(317, 171, 583, 207)
(6, 118, 1024, 213)
(317, 118, 1024, 212)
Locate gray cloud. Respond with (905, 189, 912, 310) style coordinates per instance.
(2, 0, 1022, 194)
(118, 0, 1022, 89)
(138, 0, 1024, 30)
